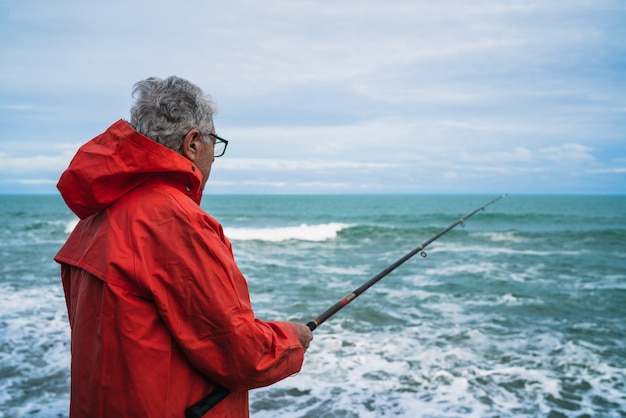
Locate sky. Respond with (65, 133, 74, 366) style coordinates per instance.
(1, 0, 625, 195)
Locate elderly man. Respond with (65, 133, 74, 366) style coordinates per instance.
(55, 76, 313, 417)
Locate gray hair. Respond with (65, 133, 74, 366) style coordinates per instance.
(129, 76, 217, 153)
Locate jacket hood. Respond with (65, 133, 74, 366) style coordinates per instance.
(58, 119, 204, 219)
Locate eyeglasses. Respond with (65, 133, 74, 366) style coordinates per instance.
(209, 133, 229, 158)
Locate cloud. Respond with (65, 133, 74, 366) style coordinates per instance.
(219, 159, 394, 172)
(589, 167, 626, 174)
(538, 144, 596, 163)
(459, 147, 534, 164)
(0, 0, 624, 194)
(0, 152, 74, 175)
(0, 178, 57, 185)
(0, 104, 36, 111)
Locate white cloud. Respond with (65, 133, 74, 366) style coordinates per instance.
(1, 178, 57, 185)
(0, 152, 74, 175)
(459, 147, 534, 164)
(210, 179, 289, 189)
(0, 104, 36, 111)
(537, 144, 596, 163)
(219, 159, 394, 172)
(589, 167, 626, 174)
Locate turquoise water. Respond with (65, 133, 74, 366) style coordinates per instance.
(1, 194, 625, 417)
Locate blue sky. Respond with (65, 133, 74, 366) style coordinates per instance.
(1, 0, 625, 194)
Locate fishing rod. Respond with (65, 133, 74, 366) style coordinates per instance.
(306, 193, 506, 331)
(186, 194, 507, 418)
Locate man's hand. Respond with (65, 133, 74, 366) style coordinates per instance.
(292, 322, 314, 351)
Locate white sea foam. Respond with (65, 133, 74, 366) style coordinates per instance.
(64, 219, 78, 234)
(316, 265, 370, 277)
(251, 306, 626, 417)
(423, 261, 499, 277)
(66, 219, 349, 242)
(224, 223, 351, 242)
(472, 231, 527, 243)
(429, 242, 584, 257)
(0, 284, 70, 417)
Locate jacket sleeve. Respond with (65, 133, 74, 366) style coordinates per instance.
(132, 190, 305, 392)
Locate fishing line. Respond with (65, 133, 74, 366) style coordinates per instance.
(186, 194, 507, 418)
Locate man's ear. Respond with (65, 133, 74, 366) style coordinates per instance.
(182, 129, 203, 162)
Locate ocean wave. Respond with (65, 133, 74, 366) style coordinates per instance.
(224, 223, 352, 242)
(471, 231, 527, 243)
(251, 317, 626, 418)
(0, 284, 70, 417)
(429, 242, 584, 257)
(3, 195, 625, 417)
(64, 219, 79, 234)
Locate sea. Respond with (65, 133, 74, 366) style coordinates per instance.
(0, 194, 624, 418)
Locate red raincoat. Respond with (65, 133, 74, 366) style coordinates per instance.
(54, 120, 305, 417)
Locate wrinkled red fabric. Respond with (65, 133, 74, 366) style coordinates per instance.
(54, 120, 304, 417)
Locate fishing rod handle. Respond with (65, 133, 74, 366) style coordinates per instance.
(185, 319, 319, 416)
(185, 385, 231, 418)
